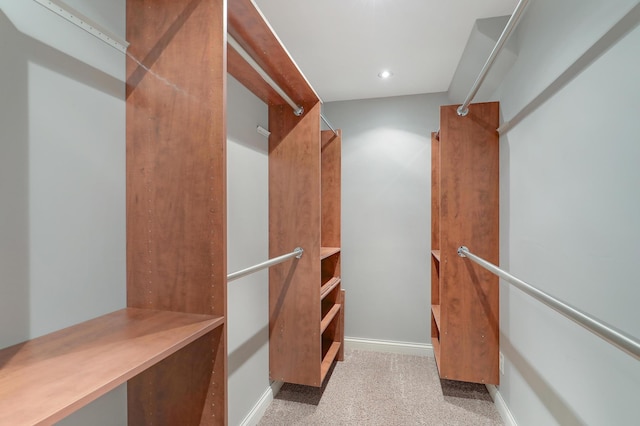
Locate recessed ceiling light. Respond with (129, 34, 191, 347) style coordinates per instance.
(378, 70, 393, 79)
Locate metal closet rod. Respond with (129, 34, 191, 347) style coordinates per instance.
(457, 246, 640, 360)
(321, 114, 338, 135)
(227, 247, 304, 282)
(227, 34, 338, 135)
(456, 0, 530, 117)
(227, 34, 304, 117)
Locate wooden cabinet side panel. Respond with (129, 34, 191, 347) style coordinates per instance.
(269, 102, 322, 386)
(321, 129, 341, 249)
(431, 132, 440, 306)
(126, 0, 227, 316)
(431, 132, 440, 251)
(439, 102, 499, 385)
(126, 0, 227, 422)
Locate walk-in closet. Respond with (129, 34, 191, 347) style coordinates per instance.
(1, 0, 638, 425)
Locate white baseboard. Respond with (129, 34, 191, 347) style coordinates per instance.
(344, 337, 433, 357)
(486, 384, 517, 426)
(239, 380, 283, 426)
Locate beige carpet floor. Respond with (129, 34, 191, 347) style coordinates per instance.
(258, 349, 503, 426)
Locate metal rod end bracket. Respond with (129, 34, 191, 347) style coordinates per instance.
(456, 106, 469, 116)
(294, 247, 304, 259)
(293, 106, 304, 116)
(457, 246, 469, 257)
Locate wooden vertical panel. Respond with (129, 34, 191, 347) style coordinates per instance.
(321, 129, 341, 248)
(431, 132, 440, 307)
(269, 102, 322, 386)
(337, 290, 345, 361)
(439, 102, 499, 385)
(126, 0, 227, 422)
(431, 132, 440, 252)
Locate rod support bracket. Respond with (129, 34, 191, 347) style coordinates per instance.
(294, 247, 304, 259)
(293, 106, 304, 116)
(457, 246, 469, 257)
(456, 106, 469, 117)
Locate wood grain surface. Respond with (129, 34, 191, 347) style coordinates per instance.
(126, 0, 227, 422)
(269, 102, 322, 386)
(437, 102, 499, 385)
(0, 309, 223, 425)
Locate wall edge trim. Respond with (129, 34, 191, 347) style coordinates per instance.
(239, 380, 284, 426)
(486, 384, 517, 426)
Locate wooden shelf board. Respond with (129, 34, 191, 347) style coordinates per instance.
(320, 277, 341, 300)
(320, 341, 341, 382)
(432, 305, 441, 332)
(0, 308, 224, 425)
(431, 250, 440, 262)
(320, 247, 341, 260)
(320, 304, 341, 334)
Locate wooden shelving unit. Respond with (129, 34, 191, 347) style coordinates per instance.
(0, 309, 224, 425)
(430, 102, 500, 385)
(1, 0, 347, 422)
(262, 123, 344, 387)
(1, 0, 231, 424)
(126, 0, 228, 422)
(319, 129, 345, 382)
(228, 0, 345, 387)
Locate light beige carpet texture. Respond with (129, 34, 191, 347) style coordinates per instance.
(259, 349, 503, 425)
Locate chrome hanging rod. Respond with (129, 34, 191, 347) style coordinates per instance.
(228, 34, 304, 116)
(457, 0, 530, 116)
(457, 246, 640, 360)
(227, 247, 304, 282)
(497, 3, 640, 134)
(320, 114, 338, 136)
(33, 0, 129, 53)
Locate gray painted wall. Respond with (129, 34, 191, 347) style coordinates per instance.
(227, 75, 270, 426)
(323, 92, 449, 343)
(493, 0, 640, 424)
(0, 1, 126, 424)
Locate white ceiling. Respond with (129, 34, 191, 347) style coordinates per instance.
(253, 0, 518, 103)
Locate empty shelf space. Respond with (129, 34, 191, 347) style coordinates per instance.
(320, 341, 341, 382)
(320, 304, 342, 334)
(431, 250, 440, 262)
(320, 247, 341, 259)
(321, 277, 341, 300)
(0, 308, 224, 425)
(431, 305, 441, 331)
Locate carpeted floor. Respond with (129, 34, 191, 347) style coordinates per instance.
(258, 349, 503, 425)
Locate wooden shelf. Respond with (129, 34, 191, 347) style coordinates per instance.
(0, 308, 224, 425)
(431, 304, 441, 332)
(320, 304, 342, 334)
(431, 250, 440, 262)
(321, 277, 341, 300)
(320, 341, 342, 382)
(320, 247, 341, 259)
